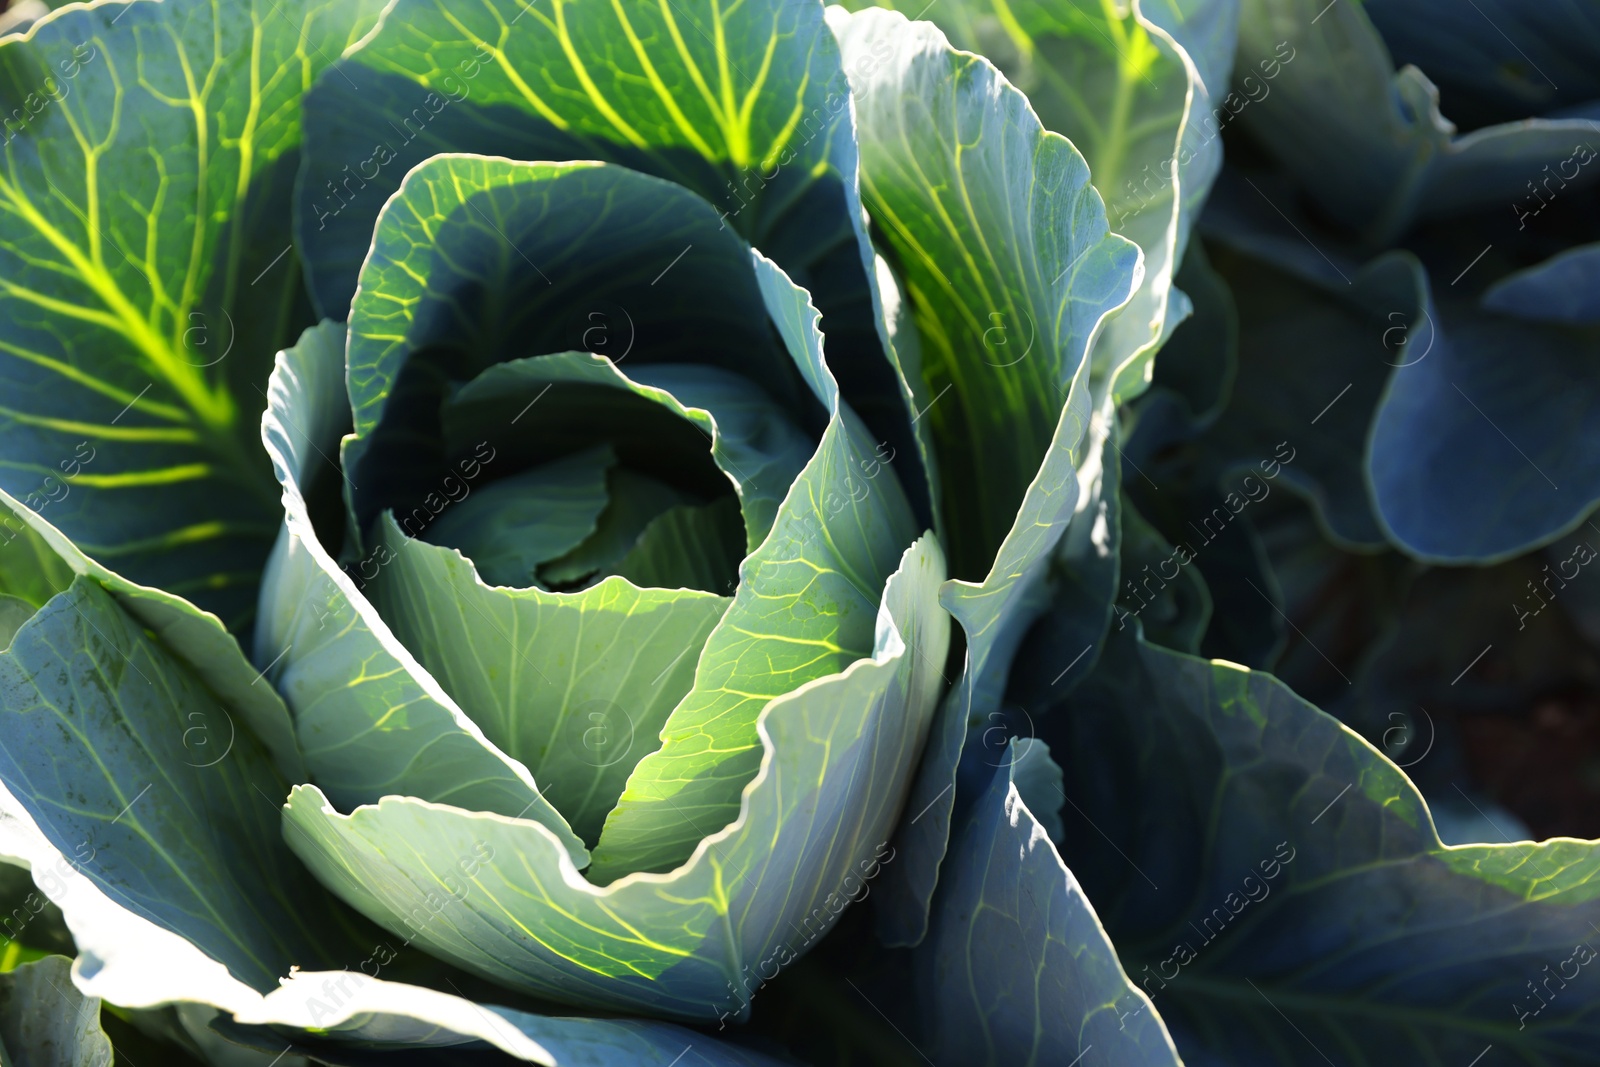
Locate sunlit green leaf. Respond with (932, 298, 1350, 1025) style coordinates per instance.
(0, 0, 383, 627)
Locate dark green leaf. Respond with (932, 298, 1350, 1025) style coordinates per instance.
(0, 0, 383, 627)
(908, 739, 1182, 1067)
(1049, 631, 1600, 1064)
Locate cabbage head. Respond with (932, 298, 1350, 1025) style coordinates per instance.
(0, 0, 1153, 1060)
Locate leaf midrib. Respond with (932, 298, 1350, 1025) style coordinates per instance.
(0, 170, 229, 431)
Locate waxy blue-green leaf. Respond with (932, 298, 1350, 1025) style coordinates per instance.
(0, 574, 363, 1005)
(1045, 630, 1600, 1063)
(1201, 190, 1600, 564)
(591, 253, 921, 879)
(298, 0, 928, 520)
(1367, 276, 1600, 562)
(903, 0, 1239, 730)
(0, 595, 36, 650)
(853, 5, 1239, 873)
(1482, 244, 1600, 325)
(283, 533, 948, 1019)
(1004, 737, 1064, 844)
(1235, 0, 1600, 243)
(909, 740, 1181, 1067)
(0, 800, 784, 1066)
(0, 0, 383, 628)
(0, 490, 302, 783)
(1, 783, 779, 1065)
(0, 955, 112, 1067)
(832, 6, 1141, 944)
(0, 774, 256, 1019)
(256, 321, 579, 848)
(0, 496, 357, 1023)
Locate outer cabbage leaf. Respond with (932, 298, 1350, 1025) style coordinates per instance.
(298, 0, 927, 521)
(256, 320, 581, 852)
(0, 502, 383, 1011)
(832, 6, 1143, 944)
(0, 0, 383, 628)
(1197, 200, 1600, 564)
(1088, 0, 1236, 405)
(1367, 270, 1600, 562)
(0, 955, 112, 1067)
(230, 974, 792, 1066)
(907, 739, 1183, 1066)
(1047, 630, 1600, 1063)
(887, 0, 1237, 402)
(856, 1, 1235, 921)
(0, 496, 302, 784)
(1235, 0, 1600, 243)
